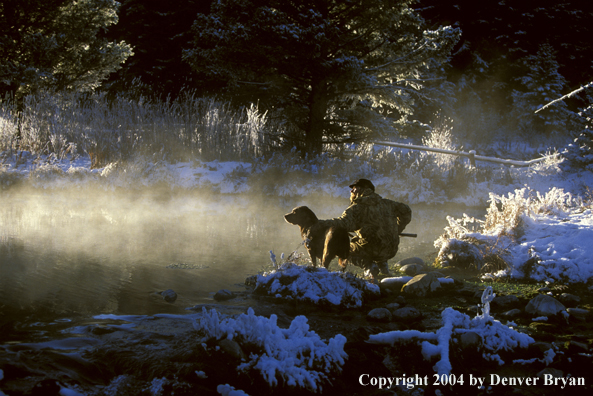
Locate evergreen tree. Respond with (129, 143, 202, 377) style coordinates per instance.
(511, 44, 572, 137)
(416, 0, 593, 138)
(564, 91, 593, 170)
(102, 0, 213, 97)
(184, 0, 460, 155)
(0, 0, 132, 98)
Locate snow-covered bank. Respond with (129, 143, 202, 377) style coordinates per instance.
(436, 187, 593, 283)
(2, 150, 591, 207)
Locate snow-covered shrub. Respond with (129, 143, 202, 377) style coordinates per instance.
(194, 307, 347, 392)
(422, 114, 458, 172)
(253, 263, 380, 308)
(436, 187, 592, 282)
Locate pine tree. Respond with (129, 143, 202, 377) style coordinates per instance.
(564, 91, 593, 170)
(102, 0, 213, 97)
(511, 43, 572, 137)
(184, 0, 460, 155)
(0, 0, 132, 98)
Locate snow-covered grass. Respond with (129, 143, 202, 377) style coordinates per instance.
(0, 91, 275, 167)
(435, 187, 593, 283)
(3, 90, 588, 206)
(194, 307, 347, 392)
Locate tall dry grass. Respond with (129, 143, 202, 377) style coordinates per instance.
(0, 91, 278, 168)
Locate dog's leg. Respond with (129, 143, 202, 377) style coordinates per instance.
(308, 249, 317, 267)
(322, 250, 336, 269)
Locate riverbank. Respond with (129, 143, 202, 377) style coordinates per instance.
(1, 264, 592, 395)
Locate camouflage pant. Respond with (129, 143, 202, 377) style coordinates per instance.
(346, 241, 398, 271)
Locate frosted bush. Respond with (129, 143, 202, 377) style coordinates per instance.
(436, 187, 591, 280)
(195, 307, 347, 392)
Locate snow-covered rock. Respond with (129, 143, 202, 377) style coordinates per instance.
(253, 263, 380, 308)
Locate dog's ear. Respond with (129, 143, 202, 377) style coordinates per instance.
(302, 207, 318, 222)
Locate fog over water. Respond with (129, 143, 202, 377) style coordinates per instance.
(0, 188, 485, 328)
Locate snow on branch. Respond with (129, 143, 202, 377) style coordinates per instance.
(535, 81, 593, 113)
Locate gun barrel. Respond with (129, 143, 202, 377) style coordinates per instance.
(399, 233, 417, 238)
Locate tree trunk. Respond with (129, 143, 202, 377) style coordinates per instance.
(306, 77, 327, 156)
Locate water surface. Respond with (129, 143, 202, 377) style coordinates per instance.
(0, 189, 484, 337)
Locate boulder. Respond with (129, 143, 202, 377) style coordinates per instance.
(525, 294, 566, 316)
(492, 295, 519, 307)
(537, 368, 563, 380)
(392, 306, 421, 321)
(566, 307, 590, 321)
(218, 339, 246, 360)
(396, 257, 425, 266)
(385, 303, 401, 314)
(367, 308, 393, 323)
(402, 273, 441, 297)
(501, 308, 522, 318)
(380, 276, 412, 291)
(558, 293, 581, 305)
(399, 264, 425, 276)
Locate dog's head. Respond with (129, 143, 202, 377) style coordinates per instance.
(284, 206, 318, 228)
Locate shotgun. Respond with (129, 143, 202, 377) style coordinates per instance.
(399, 233, 417, 238)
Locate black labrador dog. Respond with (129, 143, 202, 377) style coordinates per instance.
(284, 206, 349, 269)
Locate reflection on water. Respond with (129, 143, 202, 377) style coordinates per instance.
(0, 189, 485, 329)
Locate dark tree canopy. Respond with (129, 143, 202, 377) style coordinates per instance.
(184, 0, 460, 154)
(102, 0, 213, 97)
(417, 0, 593, 108)
(0, 0, 132, 98)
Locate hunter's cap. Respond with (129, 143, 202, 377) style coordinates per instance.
(349, 178, 375, 191)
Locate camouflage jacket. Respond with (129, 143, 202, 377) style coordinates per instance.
(318, 189, 412, 260)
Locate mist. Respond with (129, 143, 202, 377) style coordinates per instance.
(0, 185, 483, 321)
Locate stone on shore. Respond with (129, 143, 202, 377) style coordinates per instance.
(401, 273, 441, 297)
(525, 294, 566, 316)
(367, 308, 393, 323)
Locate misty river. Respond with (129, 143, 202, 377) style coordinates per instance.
(0, 189, 485, 337)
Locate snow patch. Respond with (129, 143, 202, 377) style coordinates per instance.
(253, 263, 380, 307)
(194, 307, 347, 392)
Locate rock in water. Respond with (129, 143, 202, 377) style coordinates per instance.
(214, 289, 235, 301)
(525, 294, 565, 316)
(160, 289, 178, 303)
